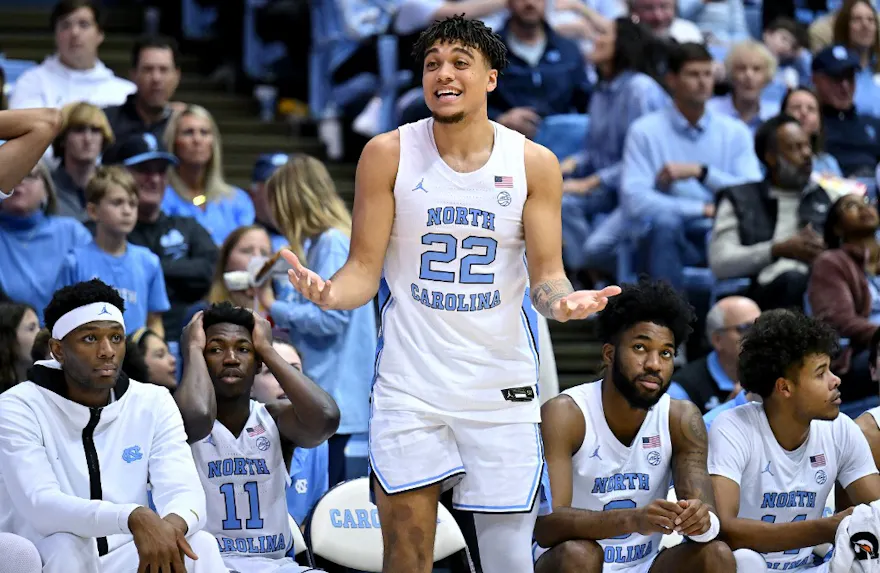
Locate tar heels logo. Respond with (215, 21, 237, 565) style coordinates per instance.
(256, 436, 271, 451)
(852, 531, 880, 560)
(497, 191, 511, 207)
(816, 470, 827, 484)
(647, 451, 661, 466)
(122, 445, 143, 463)
(143, 132, 159, 151)
(295, 478, 308, 494)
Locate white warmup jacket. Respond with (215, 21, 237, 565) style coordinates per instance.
(0, 360, 206, 556)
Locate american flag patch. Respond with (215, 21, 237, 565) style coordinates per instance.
(810, 454, 826, 467)
(247, 424, 266, 437)
(642, 435, 661, 449)
(494, 175, 513, 188)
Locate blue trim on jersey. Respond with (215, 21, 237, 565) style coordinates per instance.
(372, 278, 393, 388)
(453, 423, 545, 512)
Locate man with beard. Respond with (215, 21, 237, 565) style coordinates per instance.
(708, 310, 880, 571)
(534, 278, 736, 573)
(175, 302, 340, 572)
(709, 114, 826, 310)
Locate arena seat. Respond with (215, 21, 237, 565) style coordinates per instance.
(305, 477, 468, 572)
(287, 515, 314, 566)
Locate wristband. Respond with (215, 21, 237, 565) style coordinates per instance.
(687, 511, 720, 543)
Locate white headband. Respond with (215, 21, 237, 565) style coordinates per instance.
(51, 302, 126, 340)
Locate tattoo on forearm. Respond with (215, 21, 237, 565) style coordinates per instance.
(673, 407, 717, 510)
(532, 278, 574, 317)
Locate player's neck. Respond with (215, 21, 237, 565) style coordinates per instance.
(216, 394, 252, 437)
(64, 376, 112, 409)
(94, 227, 128, 256)
(762, 400, 811, 452)
(601, 377, 650, 446)
(432, 113, 494, 161)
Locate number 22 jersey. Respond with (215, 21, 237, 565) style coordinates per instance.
(373, 117, 539, 423)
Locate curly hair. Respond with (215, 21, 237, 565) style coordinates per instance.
(203, 301, 255, 333)
(596, 277, 695, 347)
(739, 309, 839, 398)
(44, 279, 125, 334)
(411, 15, 508, 71)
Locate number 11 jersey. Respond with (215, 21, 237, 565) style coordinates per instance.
(191, 401, 293, 560)
(373, 117, 539, 424)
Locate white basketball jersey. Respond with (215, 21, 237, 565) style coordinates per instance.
(564, 381, 673, 569)
(709, 403, 877, 571)
(191, 401, 292, 560)
(373, 118, 539, 423)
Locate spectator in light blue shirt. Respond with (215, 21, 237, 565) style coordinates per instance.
(56, 167, 170, 335)
(762, 18, 813, 104)
(621, 42, 763, 290)
(707, 40, 781, 134)
(250, 335, 330, 526)
(560, 17, 669, 277)
(702, 389, 754, 432)
(0, 160, 91, 322)
(161, 105, 255, 245)
(261, 155, 377, 488)
(832, 0, 880, 118)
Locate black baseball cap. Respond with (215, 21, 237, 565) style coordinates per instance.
(812, 45, 860, 77)
(253, 152, 289, 183)
(102, 132, 178, 167)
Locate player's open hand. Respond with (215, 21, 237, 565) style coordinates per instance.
(181, 311, 206, 351)
(676, 499, 711, 536)
(280, 249, 335, 309)
(129, 507, 197, 573)
(634, 499, 685, 535)
(551, 285, 622, 322)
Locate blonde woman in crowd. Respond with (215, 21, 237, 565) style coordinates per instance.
(263, 155, 377, 487)
(707, 39, 780, 133)
(50, 101, 114, 220)
(161, 104, 254, 244)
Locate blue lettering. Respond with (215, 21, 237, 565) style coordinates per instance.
(208, 461, 221, 479)
(482, 212, 495, 231)
(760, 491, 817, 509)
(216, 535, 287, 554)
(425, 207, 496, 231)
(410, 284, 501, 312)
(343, 509, 357, 528)
(442, 207, 455, 224)
(428, 208, 442, 226)
(455, 207, 468, 225)
(222, 459, 233, 476)
(591, 473, 652, 494)
(330, 509, 342, 528)
(205, 458, 273, 478)
(371, 508, 381, 528)
(356, 509, 370, 529)
(603, 541, 654, 564)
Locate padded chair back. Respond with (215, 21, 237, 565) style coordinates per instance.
(307, 477, 467, 572)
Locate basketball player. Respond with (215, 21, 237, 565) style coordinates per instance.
(174, 302, 339, 572)
(0, 278, 226, 572)
(280, 15, 620, 573)
(708, 309, 880, 572)
(535, 279, 735, 572)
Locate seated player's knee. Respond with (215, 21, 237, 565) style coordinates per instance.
(35, 532, 96, 572)
(732, 548, 766, 572)
(695, 540, 736, 572)
(540, 540, 604, 573)
(186, 530, 220, 556)
(0, 533, 40, 573)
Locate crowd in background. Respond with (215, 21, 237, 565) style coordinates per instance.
(4, 0, 880, 545)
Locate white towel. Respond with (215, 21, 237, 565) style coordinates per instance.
(830, 501, 880, 573)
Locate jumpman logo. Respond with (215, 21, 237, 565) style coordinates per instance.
(762, 462, 774, 477)
(590, 446, 602, 460)
(412, 178, 428, 193)
(98, 305, 111, 316)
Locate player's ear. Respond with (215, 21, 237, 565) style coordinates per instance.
(48, 338, 63, 364)
(486, 69, 498, 94)
(775, 376, 794, 398)
(601, 343, 614, 367)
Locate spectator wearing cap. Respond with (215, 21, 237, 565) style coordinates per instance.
(0, 160, 91, 323)
(103, 36, 181, 143)
(100, 133, 217, 343)
(161, 105, 255, 245)
(50, 102, 114, 222)
(249, 152, 290, 253)
(9, 0, 135, 111)
(55, 167, 171, 336)
(813, 44, 880, 181)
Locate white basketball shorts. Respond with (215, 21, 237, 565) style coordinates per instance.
(533, 542, 659, 572)
(225, 554, 321, 572)
(368, 404, 551, 513)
